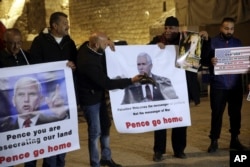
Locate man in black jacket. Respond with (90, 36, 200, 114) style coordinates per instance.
(77, 32, 142, 167)
(29, 11, 77, 167)
(149, 16, 210, 161)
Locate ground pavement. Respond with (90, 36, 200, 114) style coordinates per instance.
(17, 96, 250, 167)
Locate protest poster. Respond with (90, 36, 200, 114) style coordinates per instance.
(105, 45, 191, 133)
(214, 46, 250, 75)
(0, 61, 79, 166)
(176, 31, 202, 73)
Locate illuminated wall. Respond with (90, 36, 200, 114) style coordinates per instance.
(0, 0, 175, 48)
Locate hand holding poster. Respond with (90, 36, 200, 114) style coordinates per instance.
(0, 61, 79, 166)
(176, 31, 203, 73)
(214, 46, 250, 75)
(105, 45, 191, 133)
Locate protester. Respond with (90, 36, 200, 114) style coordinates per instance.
(29, 11, 77, 167)
(76, 32, 142, 167)
(0, 28, 30, 67)
(202, 17, 248, 153)
(149, 16, 210, 161)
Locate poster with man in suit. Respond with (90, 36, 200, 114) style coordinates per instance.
(105, 45, 191, 133)
(0, 61, 79, 166)
(0, 71, 69, 132)
(121, 52, 178, 104)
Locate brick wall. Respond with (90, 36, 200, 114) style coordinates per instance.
(0, 0, 175, 48)
(45, 0, 69, 26)
(69, 0, 175, 46)
(0, 0, 13, 18)
(1, 0, 250, 47)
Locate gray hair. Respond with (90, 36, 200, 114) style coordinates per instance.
(137, 52, 152, 65)
(13, 77, 42, 96)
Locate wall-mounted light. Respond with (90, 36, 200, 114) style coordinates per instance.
(144, 11, 150, 19)
(61, 0, 69, 9)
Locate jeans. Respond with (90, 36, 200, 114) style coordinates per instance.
(81, 101, 112, 167)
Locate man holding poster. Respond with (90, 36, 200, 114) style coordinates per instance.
(202, 17, 248, 153)
(149, 16, 210, 161)
(29, 11, 77, 167)
(77, 32, 142, 167)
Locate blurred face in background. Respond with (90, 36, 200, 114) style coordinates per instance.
(5, 33, 22, 56)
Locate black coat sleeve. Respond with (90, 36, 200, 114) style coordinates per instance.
(200, 37, 213, 67)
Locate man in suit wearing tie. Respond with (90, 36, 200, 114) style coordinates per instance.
(0, 76, 68, 132)
(121, 52, 178, 104)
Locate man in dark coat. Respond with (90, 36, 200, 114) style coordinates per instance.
(29, 11, 77, 167)
(149, 16, 211, 161)
(76, 32, 142, 167)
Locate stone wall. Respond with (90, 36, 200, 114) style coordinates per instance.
(69, 0, 175, 46)
(0, 0, 175, 48)
(0, 0, 13, 18)
(1, 0, 250, 48)
(45, 0, 69, 27)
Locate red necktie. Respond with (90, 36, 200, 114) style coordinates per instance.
(145, 85, 153, 100)
(23, 118, 32, 128)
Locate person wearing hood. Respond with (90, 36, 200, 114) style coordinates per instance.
(29, 11, 77, 167)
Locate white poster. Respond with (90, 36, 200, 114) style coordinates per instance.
(214, 46, 250, 75)
(105, 45, 191, 133)
(0, 61, 80, 166)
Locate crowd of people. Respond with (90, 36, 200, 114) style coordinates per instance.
(0, 11, 249, 167)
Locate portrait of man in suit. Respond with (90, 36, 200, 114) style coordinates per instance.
(121, 52, 178, 104)
(0, 76, 69, 132)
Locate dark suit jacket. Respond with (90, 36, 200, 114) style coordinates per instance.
(121, 74, 178, 104)
(0, 112, 68, 133)
(0, 116, 40, 132)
